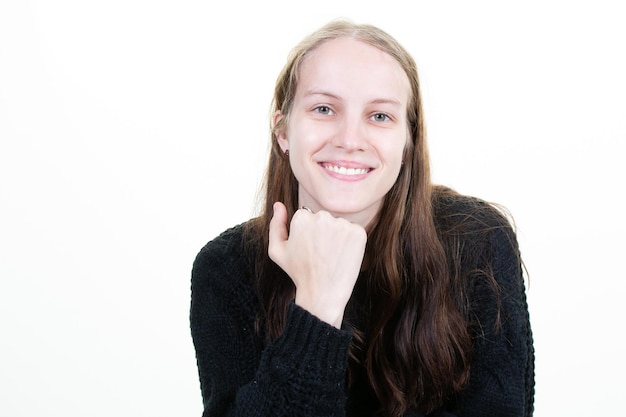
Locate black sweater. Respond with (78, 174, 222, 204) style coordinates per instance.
(190, 193, 534, 416)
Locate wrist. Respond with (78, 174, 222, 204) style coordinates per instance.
(294, 294, 345, 328)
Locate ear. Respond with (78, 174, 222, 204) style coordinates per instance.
(273, 110, 289, 153)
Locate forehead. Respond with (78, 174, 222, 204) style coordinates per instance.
(296, 37, 411, 105)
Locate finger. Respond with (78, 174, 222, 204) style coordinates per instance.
(268, 202, 288, 262)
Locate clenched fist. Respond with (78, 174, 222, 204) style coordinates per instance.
(268, 202, 367, 328)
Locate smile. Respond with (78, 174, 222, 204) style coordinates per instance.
(321, 163, 371, 176)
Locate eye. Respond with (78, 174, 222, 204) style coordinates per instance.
(371, 112, 391, 122)
(314, 105, 333, 115)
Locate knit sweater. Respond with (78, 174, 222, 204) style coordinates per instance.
(190, 192, 534, 416)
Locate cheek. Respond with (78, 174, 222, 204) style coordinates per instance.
(288, 121, 331, 153)
(382, 133, 408, 165)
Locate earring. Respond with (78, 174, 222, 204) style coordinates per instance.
(284, 149, 289, 156)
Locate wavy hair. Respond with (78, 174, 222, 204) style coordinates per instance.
(246, 20, 473, 416)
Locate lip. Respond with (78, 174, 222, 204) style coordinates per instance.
(319, 160, 373, 180)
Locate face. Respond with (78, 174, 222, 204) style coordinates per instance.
(276, 37, 411, 228)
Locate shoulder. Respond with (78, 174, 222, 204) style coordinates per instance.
(431, 186, 521, 280)
(431, 186, 513, 235)
(194, 223, 248, 267)
(191, 221, 258, 297)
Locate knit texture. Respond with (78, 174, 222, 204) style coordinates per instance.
(190, 193, 534, 416)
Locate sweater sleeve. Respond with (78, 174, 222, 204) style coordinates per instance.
(190, 227, 353, 417)
(450, 224, 535, 417)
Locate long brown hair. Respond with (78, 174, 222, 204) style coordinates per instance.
(246, 20, 473, 416)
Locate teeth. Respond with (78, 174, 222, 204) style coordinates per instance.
(325, 164, 369, 175)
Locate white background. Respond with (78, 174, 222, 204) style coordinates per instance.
(1, 1, 624, 416)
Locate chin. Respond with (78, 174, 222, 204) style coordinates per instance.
(324, 201, 379, 221)
(320, 200, 364, 214)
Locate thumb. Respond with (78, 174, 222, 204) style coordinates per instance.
(268, 202, 288, 263)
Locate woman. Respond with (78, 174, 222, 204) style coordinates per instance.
(190, 20, 534, 417)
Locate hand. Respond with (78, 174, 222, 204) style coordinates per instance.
(268, 202, 367, 328)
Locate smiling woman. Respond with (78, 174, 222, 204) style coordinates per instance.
(190, 19, 534, 417)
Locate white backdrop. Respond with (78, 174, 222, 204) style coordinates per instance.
(1, 1, 624, 416)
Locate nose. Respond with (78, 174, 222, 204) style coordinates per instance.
(331, 114, 367, 151)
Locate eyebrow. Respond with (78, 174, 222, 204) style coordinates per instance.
(303, 90, 403, 107)
(303, 90, 340, 100)
(370, 98, 403, 107)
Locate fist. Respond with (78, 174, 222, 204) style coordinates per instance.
(268, 202, 367, 328)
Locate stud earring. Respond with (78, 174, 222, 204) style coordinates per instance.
(284, 149, 289, 156)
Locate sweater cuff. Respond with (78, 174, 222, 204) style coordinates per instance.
(264, 302, 353, 383)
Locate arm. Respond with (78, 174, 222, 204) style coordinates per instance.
(450, 224, 534, 417)
(190, 230, 353, 417)
(401, 223, 533, 417)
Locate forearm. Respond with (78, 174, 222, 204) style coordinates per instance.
(234, 303, 352, 416)
(193, 300, 352, 417)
